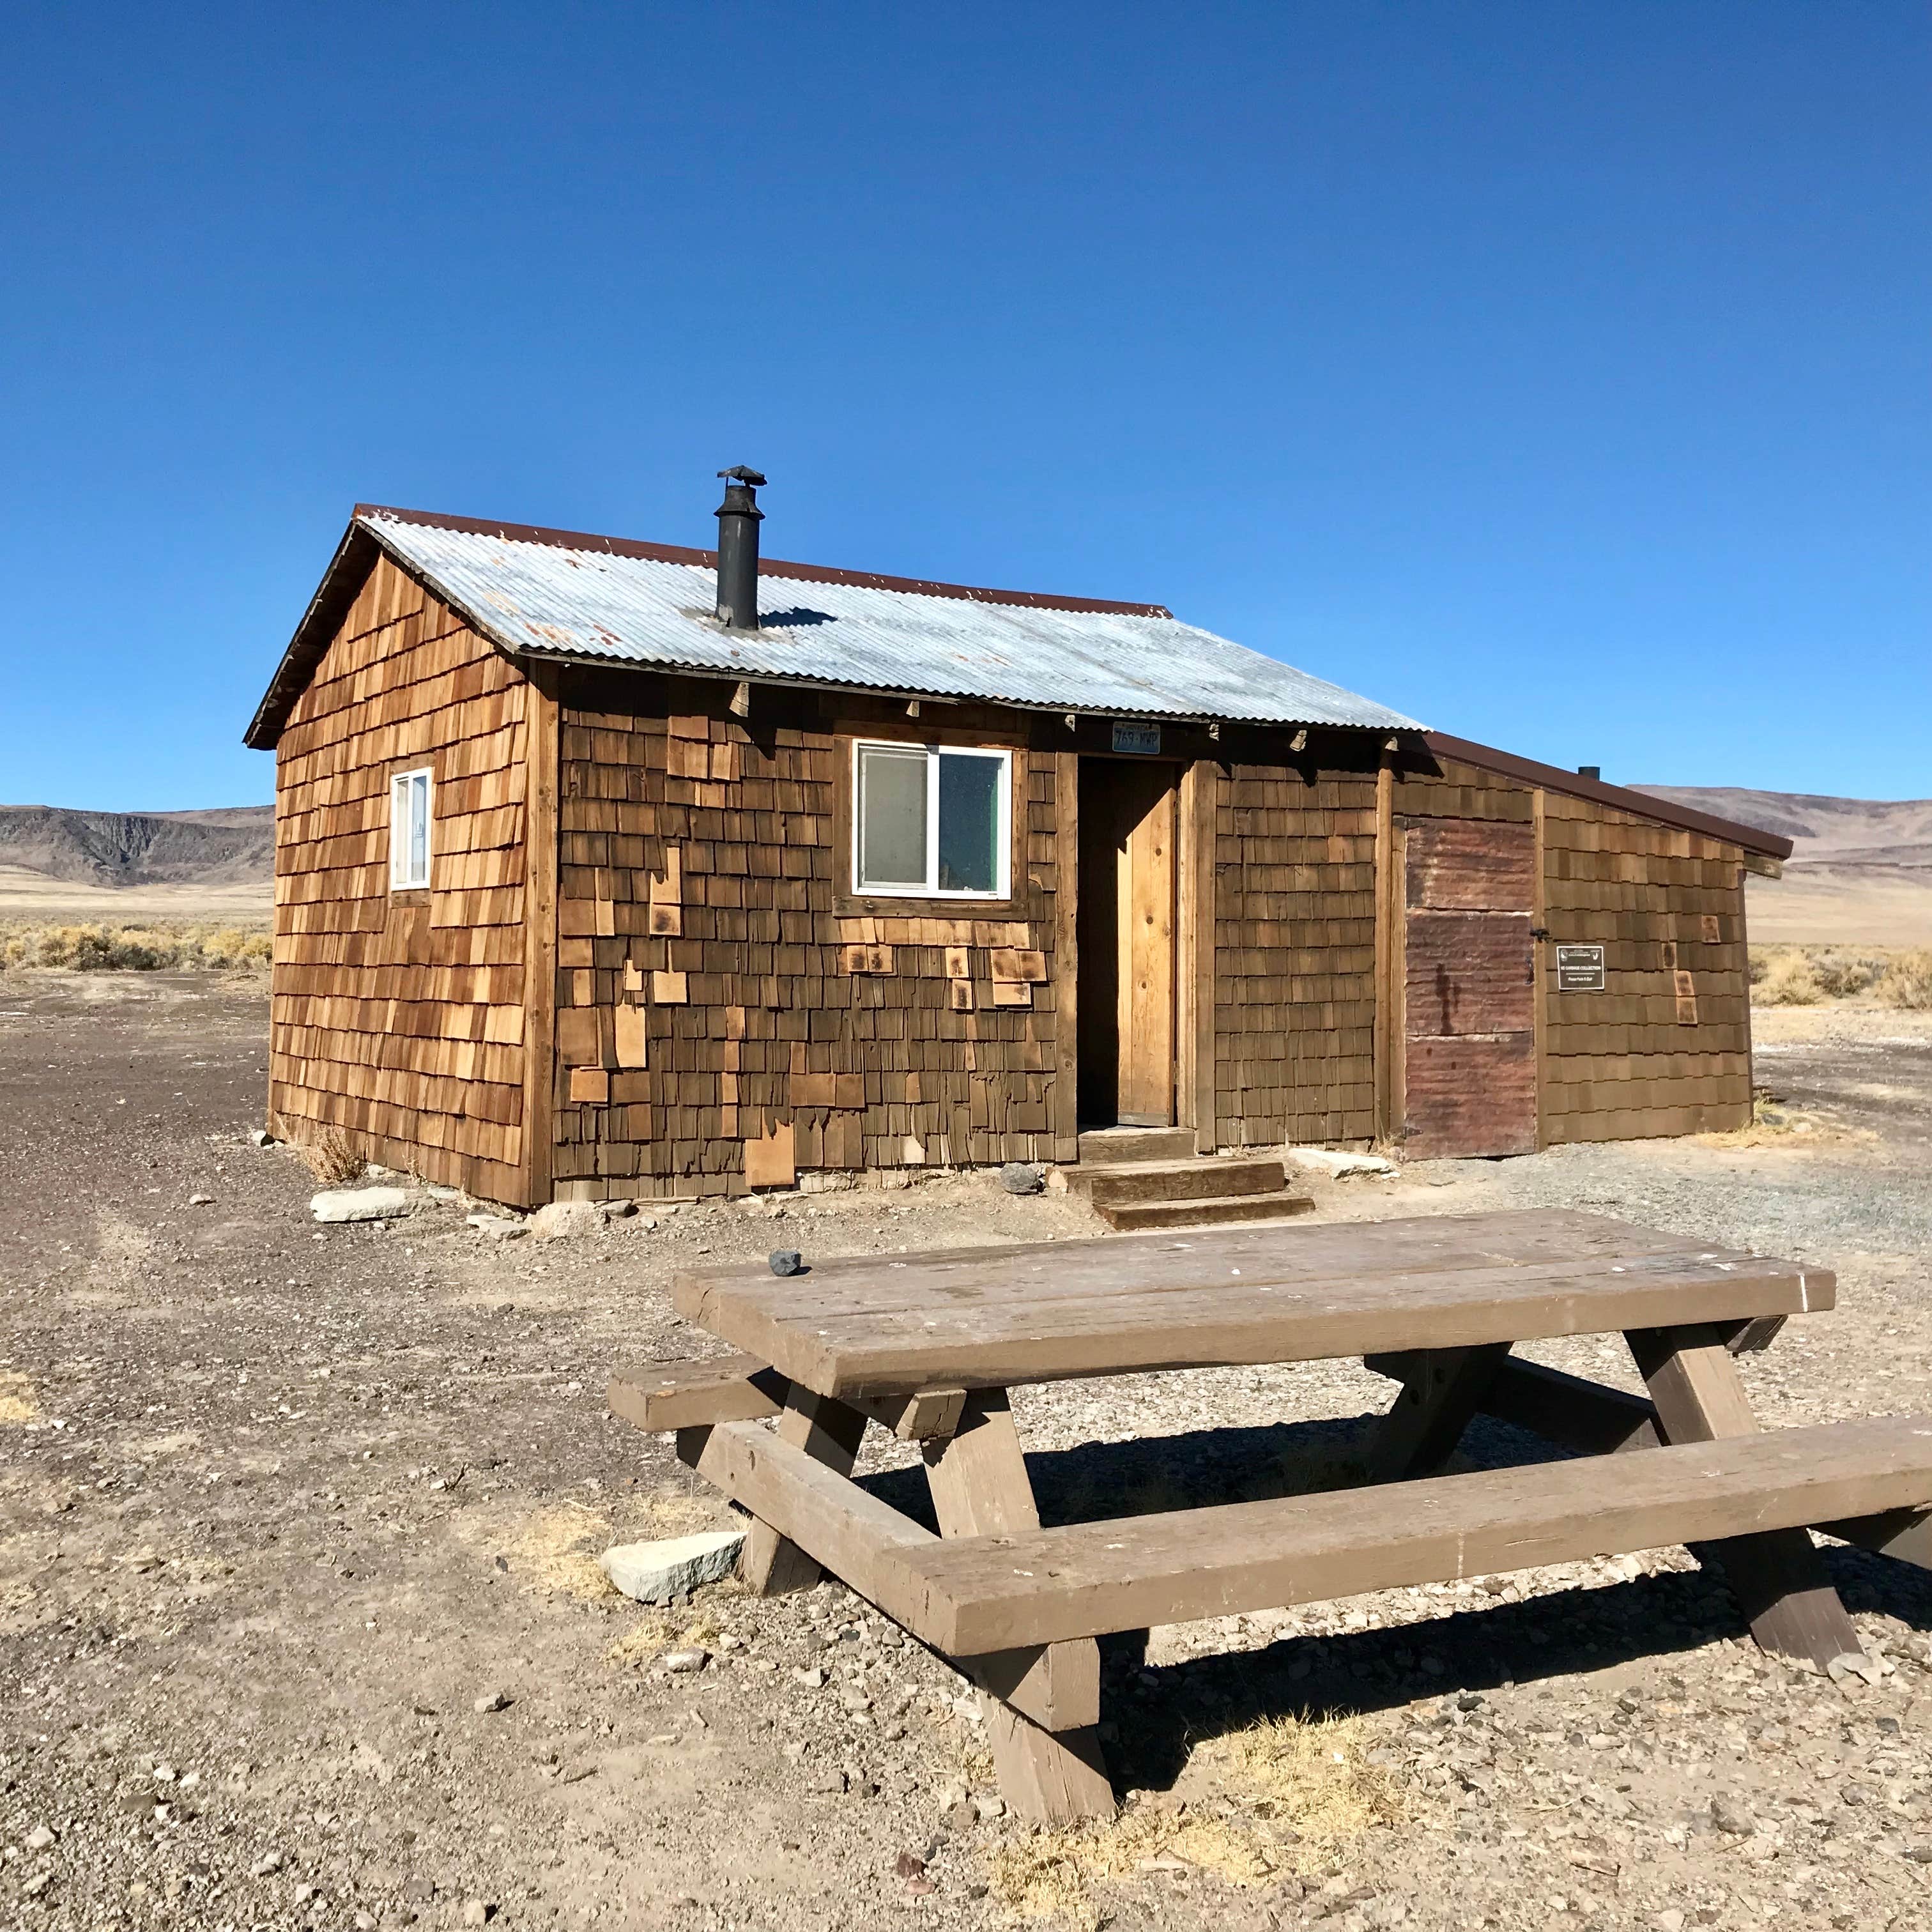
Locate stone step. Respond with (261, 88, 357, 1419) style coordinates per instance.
(1094, 1189, 1316, 1232)
(1064, 1158, 1287, 1208)
(1077, 1126, 1196, 1166)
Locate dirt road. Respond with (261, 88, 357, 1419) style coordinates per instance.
(3, 975, 1931, 1932)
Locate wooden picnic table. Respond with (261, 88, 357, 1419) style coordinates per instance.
(613, 1208, 1932, 1825)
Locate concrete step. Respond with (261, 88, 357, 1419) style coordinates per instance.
(1077, 1126, 1196, 1166)
(1094, 1189, 1316, 1232)
(1065, 1158, 1288, 1208)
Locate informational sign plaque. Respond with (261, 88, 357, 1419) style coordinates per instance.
(1555, 944, 1607, 992)
(1110, 722, 1162, 756)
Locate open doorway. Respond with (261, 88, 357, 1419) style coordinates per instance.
(1076, 758, 1177, 1126)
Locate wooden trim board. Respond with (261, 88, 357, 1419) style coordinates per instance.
(1052, 749, 1080, 1161)
(1178, 758, 1218, 1153)
(522, 667, 560, 1207)
(878, 1413, 1932, 1654)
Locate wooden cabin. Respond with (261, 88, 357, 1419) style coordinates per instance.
(244, 484, 1791, 1208)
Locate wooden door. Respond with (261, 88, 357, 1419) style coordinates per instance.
(1076, 761, 1176, 1125)
(1401, 818, 1537, 1158)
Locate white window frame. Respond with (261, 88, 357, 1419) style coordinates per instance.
(851, 740, 1011, 900)
(389, 767, 434, 891)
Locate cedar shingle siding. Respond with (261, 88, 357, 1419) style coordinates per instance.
(268, 556, 530, 1203)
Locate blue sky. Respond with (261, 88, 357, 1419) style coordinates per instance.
(3, 4, 1926, 809)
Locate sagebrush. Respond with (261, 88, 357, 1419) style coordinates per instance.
(1751, 944, 1932, 1009)
(1882, 948, 1932, 1011)
(1754, 949, 1821, 1006)
(304, 1128, 366, 1186)
(1, 922, 271, 972)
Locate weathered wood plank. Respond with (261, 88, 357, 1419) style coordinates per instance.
(880, 1414, 1932, 1655)
(609, 1354, 785, 1431)
(1406, 818, 1537, 910)
(737, 1387, 870, 1595)
(678, 1416, 930, 1614)
(1627, 1324, 1864, 1669)
(676, 1210, 1832, 1398)
(675, 1411, 1095, 1735)
(923, 1390, 1114, 1823)
(1361, 1344, 1513, 1478)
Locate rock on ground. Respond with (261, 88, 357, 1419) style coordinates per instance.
(601, 1530, 746, 1604)
(309, 1186, 410, 1223)
(530, 1199, 618, 1239)
(1286, 1146, 1398, 1179)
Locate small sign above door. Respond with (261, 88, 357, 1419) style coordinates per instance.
(1555, 944, 1607, 992)
(1110, 722, 1162, 756)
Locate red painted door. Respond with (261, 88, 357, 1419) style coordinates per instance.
(1402, 818, 1537, 1158)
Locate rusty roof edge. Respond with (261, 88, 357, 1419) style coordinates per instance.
(354, 504, 1174, 619)
(1424, 731, 1795, 861)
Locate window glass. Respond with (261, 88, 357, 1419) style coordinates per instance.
(408, 772, 429, 884)
(390, 768, 433, 889)
(857, 744, 927, 888)
(937, 753, 1000, 893)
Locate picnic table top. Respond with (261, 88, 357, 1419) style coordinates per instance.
(671, 1208, 1832, 1399)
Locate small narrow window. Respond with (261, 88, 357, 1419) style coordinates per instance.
(852, 741, 1009, 898)
(390, 767, 433, 890)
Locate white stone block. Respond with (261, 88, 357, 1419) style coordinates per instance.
(310, 1186, 411, 1223)
(599, 1530, 746, 1604)
(1284, 1146, 1397, 1179)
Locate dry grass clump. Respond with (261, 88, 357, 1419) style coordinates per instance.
(988, 1711, 1398, 1924)
(1880, 947, 1932, 1011)
(0, 1371, 40, 1426)
(1, 921, 272, 972)
(303, 1128, 367, 1186)
(604, 1607, 723, 1667)
(455, 1499, 619, 1605)
(1753, 948, 1821, 1006)
(1750, 944, 1932, 1009)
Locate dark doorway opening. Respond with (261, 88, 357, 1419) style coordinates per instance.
(1076, 758, 1178, 1126)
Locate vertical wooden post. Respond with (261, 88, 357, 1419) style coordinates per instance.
(924, 1392, 1115, 1824)
(1177, 758, 1219, 1154)
(1627, 1324, 1864, 1667)
(741, 1386, 871, 1595)
(1531, 785, 1549, 1151)
(1052, 750, 1080, 1163)
(1372, 755, 1397, 1145)
(521, 666, 560, 1209)
(1735, 854, 1756, 1133)
(1361, 1344, 1513, 1480)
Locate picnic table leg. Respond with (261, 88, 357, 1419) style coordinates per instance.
(922, 1389, 1116, 1825)
(1627, 1324, 1865, 1670)
(740, 1385, 870, 1597)
(1361, 1344, 1513, 1479)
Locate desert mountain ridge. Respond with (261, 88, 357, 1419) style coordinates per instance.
(1632, 786, 1932, 946)
(1633, 787, 1932, 871)
(0, 803, 273, 889)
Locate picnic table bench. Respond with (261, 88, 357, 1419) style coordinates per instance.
(611, 1208, 1932, 1824)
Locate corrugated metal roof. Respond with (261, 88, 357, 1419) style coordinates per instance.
(360, 510, 1422, 732)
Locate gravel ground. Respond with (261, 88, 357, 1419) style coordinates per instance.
(2, 974, 1931, 1932)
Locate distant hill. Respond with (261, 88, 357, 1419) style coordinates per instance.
(1632, 786, 1932, 946)
(0, 804, 273, 889)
